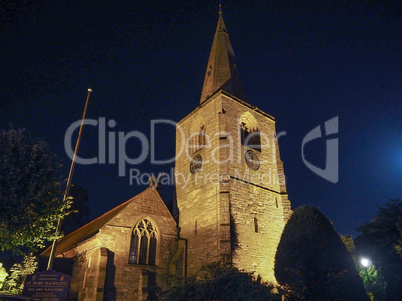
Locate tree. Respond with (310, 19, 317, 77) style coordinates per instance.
(0, 263, 7, 288)
(341, 234, 387, 301)
(275, 205, 368, 300)
(61, 184, 92, 234)
(160, 261, 280, 301)
(0, 128, 72, 254)
(0, 253, 37, 294)
(355, 199, 402, 301)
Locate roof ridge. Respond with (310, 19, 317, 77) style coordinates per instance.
(41, 188, 152, 256)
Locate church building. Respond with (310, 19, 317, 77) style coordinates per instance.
(42, 8, 292, 301)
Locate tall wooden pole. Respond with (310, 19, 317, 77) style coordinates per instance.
(47, 88, 92, 270)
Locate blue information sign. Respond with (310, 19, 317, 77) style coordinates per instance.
(22, 270, 70, 301)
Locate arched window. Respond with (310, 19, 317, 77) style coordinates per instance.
(129, 219, 158, 265)
(240, 112, 261, 151)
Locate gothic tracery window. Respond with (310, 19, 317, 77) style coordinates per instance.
(129, 219, 158, 265)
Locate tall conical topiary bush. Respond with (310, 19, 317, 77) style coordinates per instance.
(275, 205, 368, 300)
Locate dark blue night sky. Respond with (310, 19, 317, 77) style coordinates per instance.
(1, 0, 401, 237)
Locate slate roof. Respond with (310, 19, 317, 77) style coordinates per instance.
(41, 189, 150, 256)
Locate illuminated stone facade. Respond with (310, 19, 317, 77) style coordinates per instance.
(43, 9, 292, 301)
(175, 9, 291, 282)
(55, 188, 177, 301)
(175, 91, 291, 281)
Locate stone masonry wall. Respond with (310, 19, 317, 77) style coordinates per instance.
(220, 93, 290, 282)
(176, 91, 291, 281)
(175, 94, 223, 275)
(64, 187, 178, 301)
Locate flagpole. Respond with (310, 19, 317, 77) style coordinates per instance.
(47, 88, 93, 270)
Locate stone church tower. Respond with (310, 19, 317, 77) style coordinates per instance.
(175, 9, 292, 282)
(41, 9, 293, 301)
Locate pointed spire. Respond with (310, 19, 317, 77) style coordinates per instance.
(199, 6, 245, 103)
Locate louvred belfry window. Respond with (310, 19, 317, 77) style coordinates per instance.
(129, 219, 158, 265)
(189, 124, 206, 154)
(198, 125, 206, 149)
(240, 113, 261, 151)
